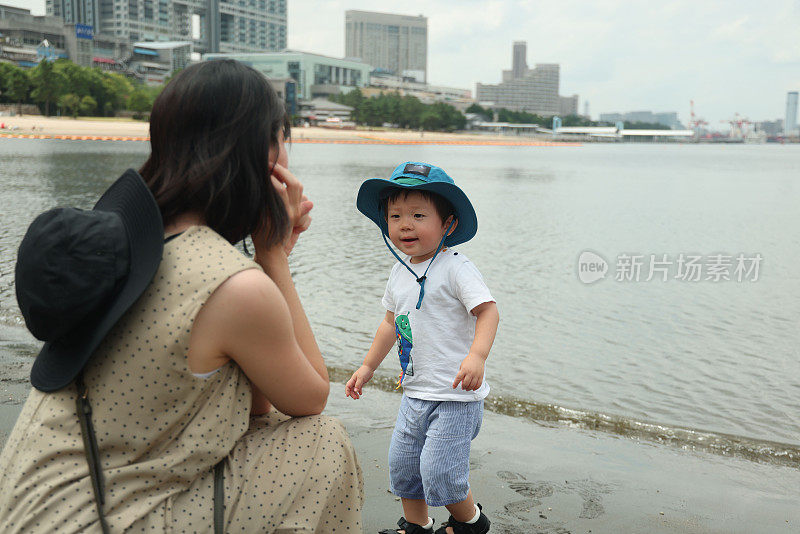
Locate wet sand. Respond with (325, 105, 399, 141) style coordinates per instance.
(0, 115, 572, 145)
(1, 341, 797, 534)
(328, 387, 799, 534)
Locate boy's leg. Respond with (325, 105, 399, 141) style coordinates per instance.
(419, 400, 483, 509)
(389, 396, 430, 528)
(400, 498, 430, 526)
(444, 489, 475, 522)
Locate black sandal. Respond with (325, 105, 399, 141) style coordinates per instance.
(379, 516, 434, 534)
(434, 503, 490, 534)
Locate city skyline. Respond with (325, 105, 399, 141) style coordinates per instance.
(8, 0, 800, 127)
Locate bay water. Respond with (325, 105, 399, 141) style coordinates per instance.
(1, 139, 798, 463)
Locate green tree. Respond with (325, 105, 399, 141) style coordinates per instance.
(80, 95, 97, 116)
(102, 72, 134, 115)
(420, 109, 442, 131)
(54, 59, 92, 97)
(1, 64, 31, 114)
(398, 95, 424, 128)
(465, 103, 492, 120)
(128, 89, 153, 117)
(58, 93, 81, 118)
(30, 60, 66, 116)
(561, 114, 597, 127)
(329, 88, 466, 132)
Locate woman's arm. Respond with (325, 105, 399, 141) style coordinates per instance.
(191, 268, 329, 417)
(255, 248, 328, 384)
(190, 163, 328, 417)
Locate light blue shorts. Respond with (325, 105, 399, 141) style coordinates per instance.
(388, 395, 483, 506)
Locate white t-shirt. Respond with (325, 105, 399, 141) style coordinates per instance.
(382, 248, 494, 401)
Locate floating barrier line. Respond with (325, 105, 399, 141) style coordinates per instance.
(292, 137, 580, 147)
(1, 133, 149, 141)
(1, 132, 580, 147)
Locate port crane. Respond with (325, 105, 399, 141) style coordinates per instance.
(688, 100, 708, 134)
(720, 113, 752, 139)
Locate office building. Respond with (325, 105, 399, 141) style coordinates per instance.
(1, 3, 127, 68)
(476, 41, 578, 117)
(44, 0, 286, 55)
(477, 62, 560, 116)
(786, 91, 799, 136)
(345, 10, 427, 82)
(203, 50, 371, 101)
(46, 0, 99, 29)
(502, 40, 528, 82)
(755, 119, 783, 137)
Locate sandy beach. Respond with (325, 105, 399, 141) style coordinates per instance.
(0, 344, 797, 533)
(0, 114, 573, 145)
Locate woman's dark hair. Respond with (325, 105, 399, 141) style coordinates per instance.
(380, 188, 455, 223)
(140, 59, 290, 246)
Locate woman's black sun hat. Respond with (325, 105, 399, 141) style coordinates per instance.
(15, 169, 164, 392)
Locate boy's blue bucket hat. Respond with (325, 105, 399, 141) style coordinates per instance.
(356, 162, 477, 247)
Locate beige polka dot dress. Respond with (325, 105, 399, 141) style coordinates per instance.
(0, 226, 363, 533)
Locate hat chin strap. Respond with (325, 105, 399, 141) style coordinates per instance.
(381, 218, 456, 310)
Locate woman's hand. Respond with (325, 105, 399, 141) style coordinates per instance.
(254, 163, 313, 258)
(271, 163, 313, 255)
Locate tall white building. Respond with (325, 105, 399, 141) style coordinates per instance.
(345, 10, 427, 82)
(786, 91, 799, 136)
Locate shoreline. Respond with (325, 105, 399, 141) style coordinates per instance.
(0, 115, 578, 146)
(1, 351, 798, 533)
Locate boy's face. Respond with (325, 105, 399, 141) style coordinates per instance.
(386, 191, 454, 263)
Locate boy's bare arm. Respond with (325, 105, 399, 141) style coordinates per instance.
(469, 301, 499, 360)
(453, 301, 499, 390)
(346, 310, 396, 399)
(362, 310, 396, 369)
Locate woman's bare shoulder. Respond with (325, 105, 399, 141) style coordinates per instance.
(205, 267, 287, 321)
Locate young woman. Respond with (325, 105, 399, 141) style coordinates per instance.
(0, 59, 363, 532)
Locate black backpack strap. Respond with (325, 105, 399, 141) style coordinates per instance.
(76, 366, 224, 533)
(214, 459, 225, 533)
(75, 372, 110, 534)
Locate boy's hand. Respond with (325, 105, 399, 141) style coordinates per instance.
(452, 353, 485, 391)
(345, 365, 375, 399)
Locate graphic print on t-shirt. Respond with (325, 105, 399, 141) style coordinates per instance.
(395, 312, 413, 387)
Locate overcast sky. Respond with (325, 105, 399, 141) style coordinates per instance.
(11, 0, 800, 126)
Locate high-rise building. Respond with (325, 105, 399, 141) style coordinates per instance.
(46, 0, 99, 29)
(477, 41, 577, 117)
(345, 10, 427, 82)
(785, 91, 799, 136)
(46, 0, 286, 55)
(511, 41, 527, 79)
